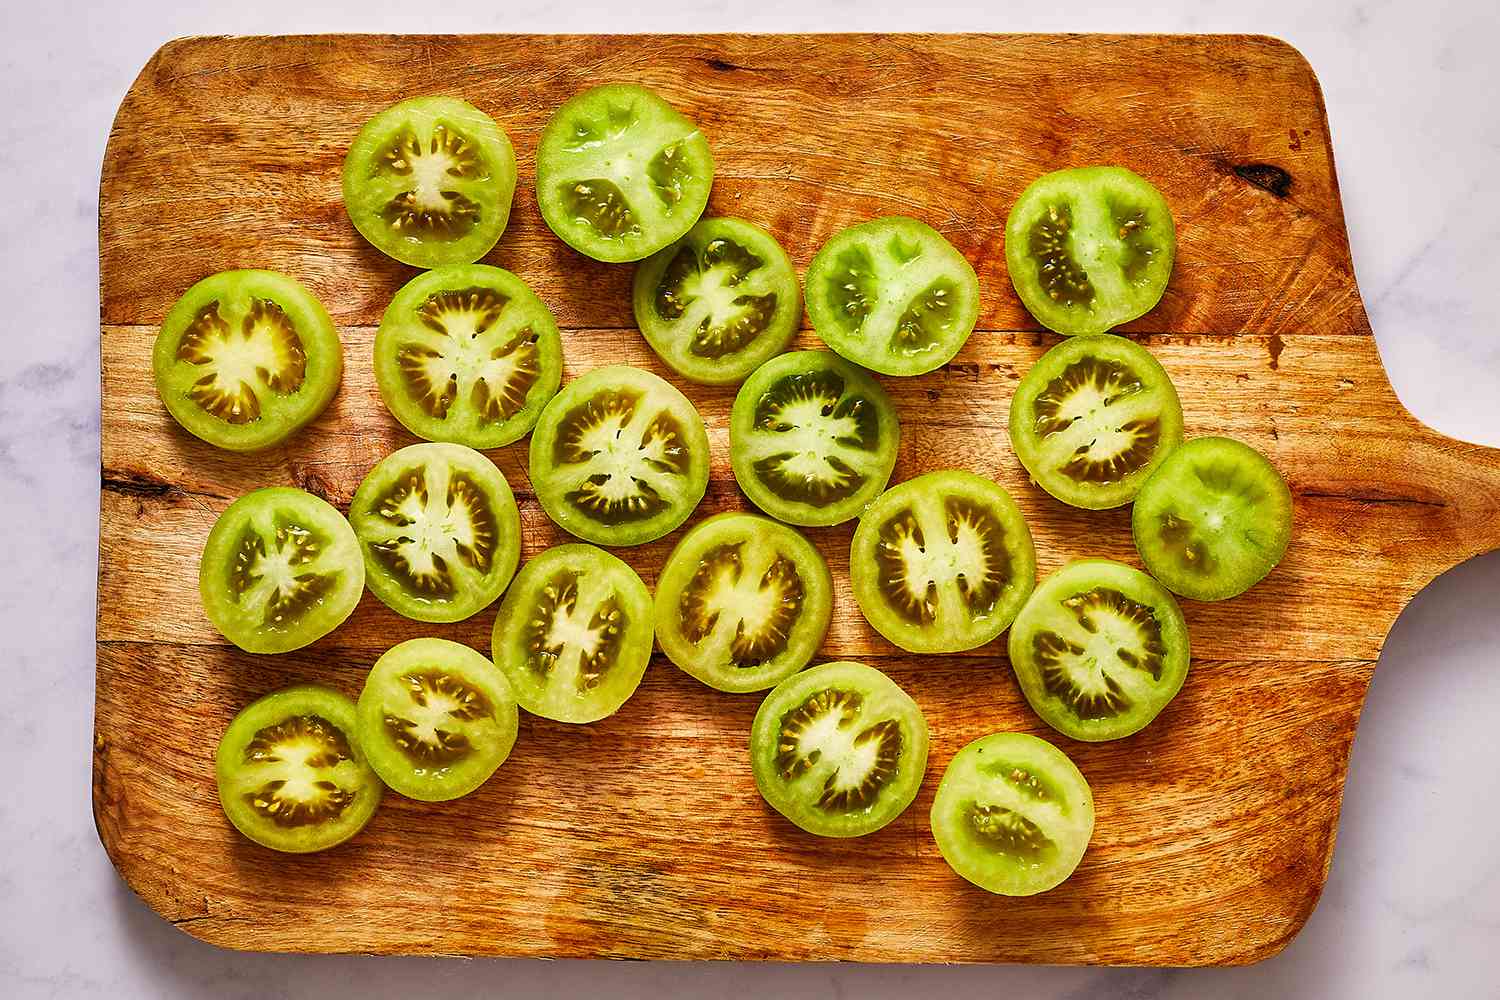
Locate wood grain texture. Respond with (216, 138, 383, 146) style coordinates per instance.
(94, 33, 1500, 965)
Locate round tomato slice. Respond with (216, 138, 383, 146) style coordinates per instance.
(1005, 166, 1175, 336)
(654, 513, 833, 693)
(750, 661, 929, 838)
(930, 732, 1094, 896)
(1132, 437, 1293, 601)
(1007, 559, 1190, 741)
(804, 216, 980, 376)
(850, 471, 1036, 653)
(529, 365, 710, 546)
(153, 270, 341, 452)
(729, 350, 900, 527)
(349, 443, 521, 623)
(490, 544, 654, 723)
(631, 217, 800, 385)
(216, 685, 382, 853)
(374, 265, 562, 448)
(1009, 334, 1183, 509)
(355, 638, 518, 801)
(199, 488, 365, 654)
(342, 96, 517, 268)
(536, 84, 714, 263)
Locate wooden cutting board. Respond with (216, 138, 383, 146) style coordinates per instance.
(94, 33, 1500, 966)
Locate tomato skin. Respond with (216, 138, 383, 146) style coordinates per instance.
(930, 732, 1094, 896)
(850, 471, 1036, 654)
(199, 487, 365, 654)
(749, 661, 929, 838)
(374, 265, 563, 449)
(729, 350, 901, 527)
(342, 96, 517, 268)
(654, 512, 833, 693)
(356, 638, 518, 802)
(216, 685, 383, 854)
(535, 84, 715, 263)
(153, 270, 342, 452)
(804, 216, 980, 377)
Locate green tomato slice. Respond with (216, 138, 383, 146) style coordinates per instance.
(750, 661, 929, 838)
(729, 350, 900, 527)
(215, 685, 382, 853)
(850, 471, 1036, 653)
(1132, 437, 1293, 601)
(355, 638, 518, 801)
(1005, 166, 1176, 336)
(654, 513, 833, 693)
(374, 264, 563, 449)
(529, 365, 710, 547)
(348, 443, 521, 623)
(342, 95, 517, 268)
(1007, 559, 1191, 741)
(490, 544, 654, 724)
(930, 732, 1094, 896)
(804, 216, 980, 376)
(1009, 334, 1184, 509)
(632, 217, 800, 385)
(199, 487, 365, 654)
(536, 84, 714, 263)
(153, 270, 341, 452)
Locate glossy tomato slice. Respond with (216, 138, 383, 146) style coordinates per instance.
(750, 661, 929, 838)
(632, 217, 800, 385)
(804, 216, 979, 376)
(1009, 334, 1183, 509)
(374, 264, 562, 449)
(529, 365, 710, 546)
(355, 638, 518, 801)
(342, 96, 517, 268)
(850, 471, 1036, 653)
(216, 685, 382, 853)
(199, 487, 365, 654)
(348, 443, 521, 623)
(654, 513, 833, 693)
(930, 732, 1094, 896)
(536, 84, 714, 263)
(730, 350, 900, 527)
(1132, 436, 1293, 600)
(153, 270, 341, 452)
(1005, 166, 1175, 336)
(1007, 559, 1190, 741)
(490, 544, 654, 723)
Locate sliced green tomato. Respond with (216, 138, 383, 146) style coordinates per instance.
(536, 84, 714, 263)
(153, 270, 341, 452)
(199, 488, 365, 654)
(850, 471, 1036, 654)
(1005, 166, 1175, 336)
(1009, 334, 1183, 509)
(632, 217, 800, 385)
(1008, 559, 1190, 741)
(930, 732, 1094, 896)
(804, 216, 980, 376)
(750, 661, 929, 838)
(216, 685, 382, 853)
(1132, 437, 1293, 601)
(529, 365, 710, 546)
(729, 351, 900, 527)
(374, 265, 562, 448)
(655, 513, 833, 693)
(490, 544, 654, 723)
(342, 96, 517, 268)
(349, 443, 520, 623)
(355, 638, 518, 801)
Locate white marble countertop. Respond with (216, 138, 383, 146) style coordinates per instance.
(3, 1, 1498, 996)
